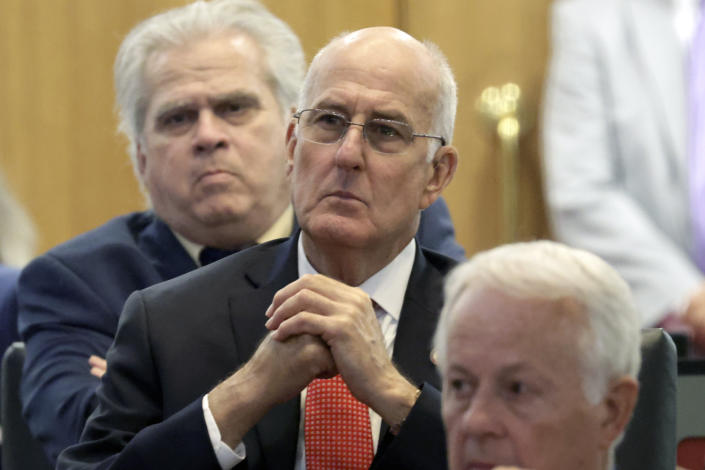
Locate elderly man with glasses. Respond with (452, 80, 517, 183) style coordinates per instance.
(59, 25, 459, 470)
(17, 0, 465, 466)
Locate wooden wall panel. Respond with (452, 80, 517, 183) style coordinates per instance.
(0, 0, 551, 257)
(0, 0, 189, 253)
(403, 0, 552, 256)
(264, 0, 397, 55)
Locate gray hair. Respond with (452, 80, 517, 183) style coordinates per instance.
(433, 240, 641, 405)
(298, 30, 457, 162)
(0, 168, 36, 267)
(114, 0, 305, 180)
(422, 39, 457, 154)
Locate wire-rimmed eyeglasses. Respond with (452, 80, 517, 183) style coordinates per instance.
(292, 108, 446, 155)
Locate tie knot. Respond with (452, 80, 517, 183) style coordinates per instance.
(198, 246, 241, 266)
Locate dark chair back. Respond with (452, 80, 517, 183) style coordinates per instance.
(615, 328, 677, 470)
(676, 357, 705, 469)
(1, 342, 53, 470)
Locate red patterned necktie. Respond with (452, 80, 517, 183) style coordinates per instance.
(304, 374, 374, 470)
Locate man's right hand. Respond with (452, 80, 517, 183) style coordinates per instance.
(88, 355, 107, 378)
(207, 332, 335, 448)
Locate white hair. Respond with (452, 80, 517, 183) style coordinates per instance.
(0, 168, 36, 267)
(433, 240, 641, 404)
(298, 30, 457, 162)
(114, 0, 305, 183)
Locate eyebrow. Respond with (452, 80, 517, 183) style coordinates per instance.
(445, 361, 537, 379)
(208, 91, 261, 108)
(313, 100, 411, 125)
(154, 91, 261, 120)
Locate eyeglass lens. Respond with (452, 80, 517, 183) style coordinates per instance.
(297, 109, 414, 154)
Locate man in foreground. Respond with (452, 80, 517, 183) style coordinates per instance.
(18, 0, 464, 464)
(434, 240, 641, 470)
(58, 25, 459, 469)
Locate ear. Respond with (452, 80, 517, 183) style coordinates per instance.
(419, 145, 458, 210)
(136, 142, 148, 179)
(285, 120, 298, 177)
(597, 376, 639, 449)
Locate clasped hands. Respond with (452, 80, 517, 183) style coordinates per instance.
(208, 274, 419, 448)
(263, 274, 417, 416)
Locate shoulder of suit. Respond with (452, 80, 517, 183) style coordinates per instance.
(29, 211, 150, 269)
(139, 237, 290, 297)
(419, 246, 459, 277)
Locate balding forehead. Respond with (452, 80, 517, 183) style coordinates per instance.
(304, 28, 440, 113)
(339, 27, 418, 47)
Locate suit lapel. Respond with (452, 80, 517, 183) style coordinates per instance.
(227, 234, 301, 469)
(392, 245, 446, 388)
(382, 245, 448, 439)
(624, 0, 687, 171)
(137, 212, 197, 279)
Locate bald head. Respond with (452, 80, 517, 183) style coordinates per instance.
(299, 27, 457, 149)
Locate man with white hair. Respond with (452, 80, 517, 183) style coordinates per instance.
(58, 25, 459, 470)
(434, 241, 641, 470)
(17, 0, 464, 465)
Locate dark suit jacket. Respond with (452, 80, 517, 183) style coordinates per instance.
(57, 234, 455, 470)
(18, 199, 463, 464)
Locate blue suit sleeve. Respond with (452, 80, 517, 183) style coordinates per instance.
(417, 197, 465, 261)
(18, 254, 119, 464)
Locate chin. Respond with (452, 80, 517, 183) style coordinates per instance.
(195, 203, 249, 226)
(305, 217, 374, 247)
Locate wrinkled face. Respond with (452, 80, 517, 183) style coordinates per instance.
(442, 287, 608, 470)
(138, 33, 290, 244)
(287, 31, 447, 252)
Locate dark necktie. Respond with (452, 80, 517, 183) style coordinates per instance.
(198, 247, 241, 266)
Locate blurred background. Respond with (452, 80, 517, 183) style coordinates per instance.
(0, 0, 552, 256)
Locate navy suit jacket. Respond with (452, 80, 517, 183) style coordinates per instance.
(57, 234, 455, 470)
(18, 199, 463, 464)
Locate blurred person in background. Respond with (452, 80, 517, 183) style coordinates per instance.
(543, 0, 705, 353)
(0, 165, 36, 358)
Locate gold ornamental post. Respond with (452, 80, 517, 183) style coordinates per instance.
(476, 83, 522, 243)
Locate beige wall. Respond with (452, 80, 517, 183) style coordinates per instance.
(0, 0, 551, 256)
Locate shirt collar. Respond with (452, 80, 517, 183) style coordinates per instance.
(172, 204, 295, 266)
(296, 236, 416, 321)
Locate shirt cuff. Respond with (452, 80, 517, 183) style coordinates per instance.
(203, 394, 246, 469)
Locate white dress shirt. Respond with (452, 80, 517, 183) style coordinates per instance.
(205, 236, 417, 469)
(674, 0, 701, 46)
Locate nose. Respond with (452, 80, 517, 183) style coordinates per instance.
(459, 389, 505, 439)
(193, 110, 228, 154)
(334, 123, 365, 170)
